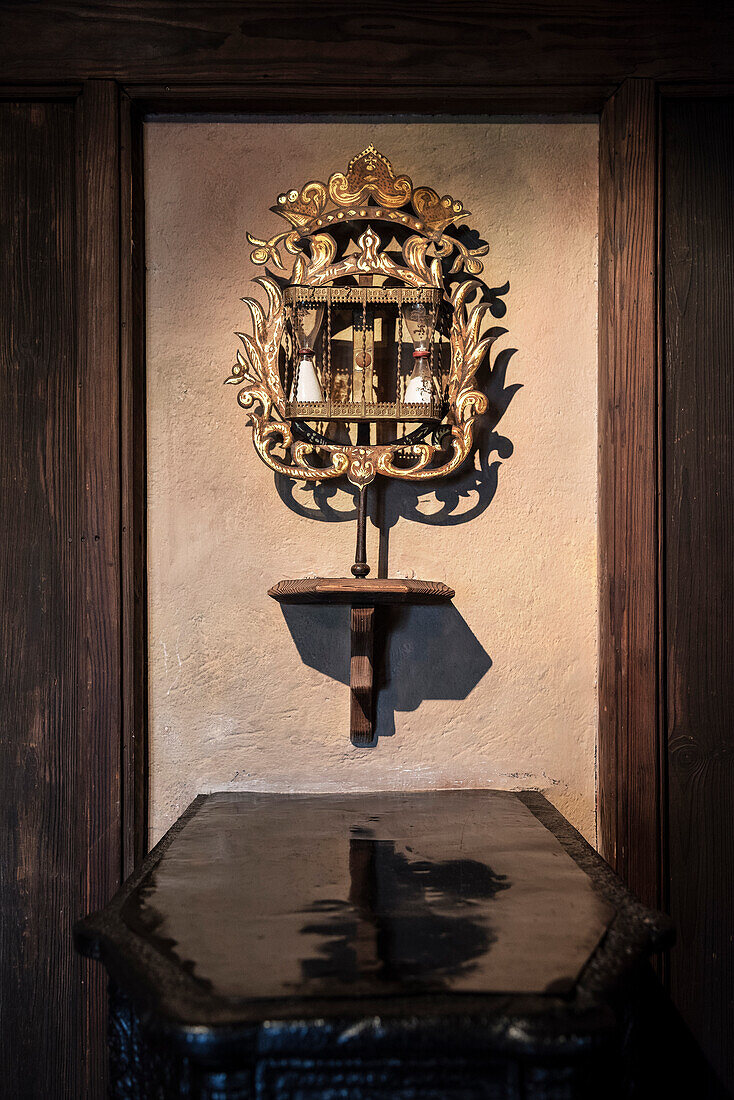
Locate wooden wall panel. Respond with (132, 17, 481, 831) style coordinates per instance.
(664, 96, 734, 1097)
(0, 1, 733, 90)
(598, 79, 663, 909)
(0, 96, 87, 1098)
(77, 77, 123, 1094)
(120, 93, 149, 875)
(0, 83, 123, 1098)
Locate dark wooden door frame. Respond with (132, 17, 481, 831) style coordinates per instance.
(114, 79, 666, 911)
(0, 68, 674, 1095)
(0, 79, 125, 1096)
(598, 79, 664, 911)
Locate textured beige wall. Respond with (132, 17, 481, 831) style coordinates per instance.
(145, 120, 599, 845)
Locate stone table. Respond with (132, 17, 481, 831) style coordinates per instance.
(75, 790, 672, 1098)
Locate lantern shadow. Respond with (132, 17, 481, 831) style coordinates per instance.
(274, 345, 521, 535)
(277, 601, 491, 744)
(271, 336, 517, 744)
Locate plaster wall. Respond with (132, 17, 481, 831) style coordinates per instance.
(145, 120, 599, 845)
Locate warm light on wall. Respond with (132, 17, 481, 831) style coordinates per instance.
(224, 144, 509, 744)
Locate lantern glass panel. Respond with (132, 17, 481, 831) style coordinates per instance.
(291, 303, 325, 403)
(294, 303, 324, 353)
(402, 299, 436, 354)
(402, 298, 437, 404)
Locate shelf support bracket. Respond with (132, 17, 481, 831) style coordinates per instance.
(269, 575, 453, 745)
(350, 606, 375, 746)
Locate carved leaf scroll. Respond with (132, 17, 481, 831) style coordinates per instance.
(228, 147, 507, 487)
(328, 144, 412, 209)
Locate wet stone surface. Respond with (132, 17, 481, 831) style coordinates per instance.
(121, 790, 614, 1001)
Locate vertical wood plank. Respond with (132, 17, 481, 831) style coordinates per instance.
(664, 96, 734, 1096)
(350, 606, 375, 746)
(0, 97, 80, 1098)
(0, 82, 124, 1095)
(77, 77, 123, 1092)
(120, 92, 149, 873)
(598, 79, 663, 908)
(0, 92, 121, 1097)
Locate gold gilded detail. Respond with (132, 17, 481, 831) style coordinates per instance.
(250, 146, 486, 273)
(229, 148, 504, 487)
(327, 144, 412, 209)
(412, 187, 470, 233)
(273, 180, 328, 228)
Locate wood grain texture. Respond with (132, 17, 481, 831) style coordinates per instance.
(125, 82, 604, 116)
(0, 94, 112, 1099)
(663, 96, 734, 1097)
(0, 82, 126, 1097)
(0, 1, 733, 89)
(269, 578, 455, 605)
(76, 80, 124, 1097)
(350, 607, 375, 746)
(120, 93, 148, 875)
(0, 97, 79, 1099)
(598, 80, 663, 909)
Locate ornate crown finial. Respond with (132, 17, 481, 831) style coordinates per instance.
(327, 145, 412, 209)
(249, 147, 485, 274)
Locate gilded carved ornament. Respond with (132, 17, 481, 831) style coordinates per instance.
(226, 145, 505, 489)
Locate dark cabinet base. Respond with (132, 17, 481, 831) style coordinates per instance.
(109, 983, 623, 1100)
(77, 792, 674, 1100)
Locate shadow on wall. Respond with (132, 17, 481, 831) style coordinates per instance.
(275, 342, 521, 540)
(274, 309, 520, 743)
(279, 601, 492, 741)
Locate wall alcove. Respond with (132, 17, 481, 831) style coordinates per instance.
(144, 119, 599, 846)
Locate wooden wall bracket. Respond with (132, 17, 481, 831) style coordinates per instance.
(269, 578, 454, 745)
(350, 606, 374, 746)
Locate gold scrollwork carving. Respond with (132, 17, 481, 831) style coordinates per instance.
(412, 187, 470, 233)
(228, 149, 504, 488)
(246, 146, 487, 275)
(327, 144, 412, 209)
(273, 180, 329, 227)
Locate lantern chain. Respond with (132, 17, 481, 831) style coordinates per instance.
(397, 288, 404, 402)
(292, 297, 302, 402)
(431, 301, 438, 402)
(285, 301, 292, 399)
(361, 286, 367, 407)
(398, 288, 404, 437)
(326, 288, 332, 411)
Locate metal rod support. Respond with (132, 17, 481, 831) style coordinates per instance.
(351, 485, 370, 578)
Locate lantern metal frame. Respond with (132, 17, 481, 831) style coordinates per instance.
(284, 284, 444, 423)
(225, 144, 506, 489)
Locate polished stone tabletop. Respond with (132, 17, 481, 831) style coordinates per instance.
(120, 790, 615, 1001)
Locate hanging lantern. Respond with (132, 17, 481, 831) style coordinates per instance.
(226, 144, 504, 490)
(223, 146, 510, 744)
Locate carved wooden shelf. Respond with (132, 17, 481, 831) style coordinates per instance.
(268, 577, 454, 605)
(269, 578, 454, 745)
